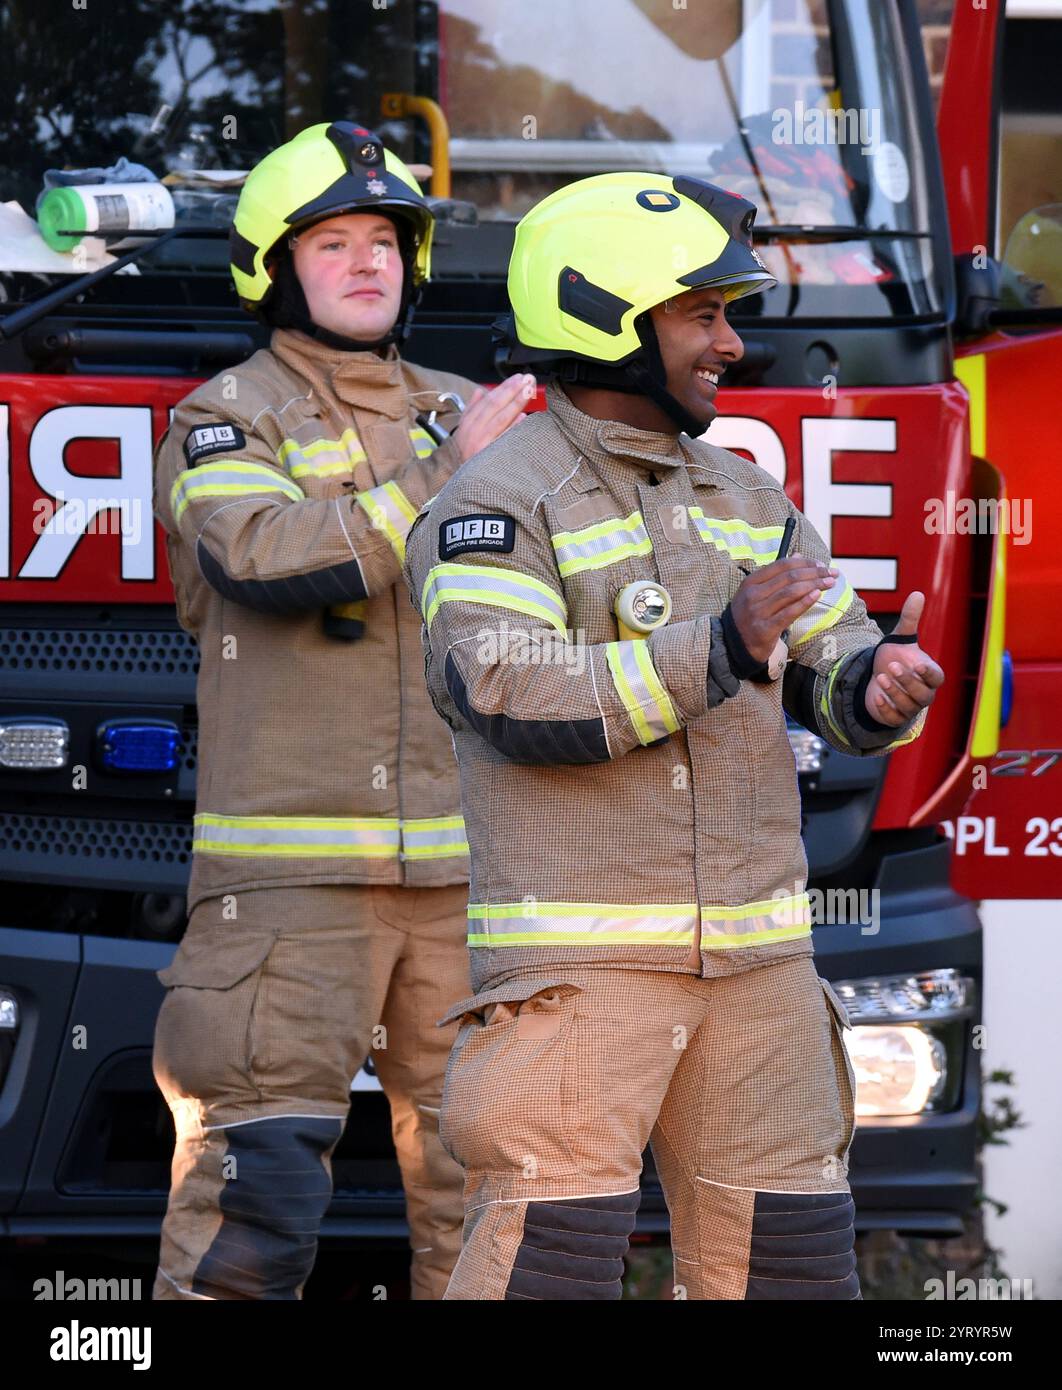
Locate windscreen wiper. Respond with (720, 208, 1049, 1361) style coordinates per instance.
(753, 225, 932, 242)
(0, 224, 227, 341)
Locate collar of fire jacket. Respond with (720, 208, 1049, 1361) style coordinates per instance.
(270, 327, 408, 420)
(545, 380, 690, 474)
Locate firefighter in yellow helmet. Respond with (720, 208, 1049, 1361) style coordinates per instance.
(150, 120, 533, 1300)
(403, 173, 943, 1299)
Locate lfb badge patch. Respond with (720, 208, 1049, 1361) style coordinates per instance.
(439, 514, 516, 559)
(183, 422, 247, 467)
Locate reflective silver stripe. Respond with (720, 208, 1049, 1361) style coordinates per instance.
(551, 511, 652, 576)
(466, 901, 697, 947)
(279, 429, 367, 478)
(409, 427, 437, 458)
(194, 813, 400, 857)
(171, 461, 303, 521)
(401, 816, 469, 860)
(699, 893, 813, 947)
(422, 562, 569, 634)
(688, 509, 784, 565)
(787, 571, 855, 650)
(605, 640, 681, 744)
(463, 897, 811, 948)
(356, 481, 418, 562)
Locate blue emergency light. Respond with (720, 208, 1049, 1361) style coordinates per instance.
(97, 720, 181, 774)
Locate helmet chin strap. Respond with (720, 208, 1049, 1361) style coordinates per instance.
(624, 313, 714, 439)
(497, 310, 714, 439)
(260, 244, 419, 350)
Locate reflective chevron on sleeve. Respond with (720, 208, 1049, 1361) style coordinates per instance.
(171, 460, 304, 522)
(605, 640, 681, 745)
(421, 563, 569, 635)
(787, 570, 856, 651)
(356, 480, 420, 563)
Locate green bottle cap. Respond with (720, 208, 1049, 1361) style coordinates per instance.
(38, 187, 88, 252)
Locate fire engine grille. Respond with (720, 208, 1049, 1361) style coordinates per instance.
(0, 626, 199, 676)
(0, 812, 193, 864)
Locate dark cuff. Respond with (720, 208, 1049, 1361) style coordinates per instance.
(706, 616, 741, 708)
(851, 633, 920, 732)
(720, 602, 770, 681)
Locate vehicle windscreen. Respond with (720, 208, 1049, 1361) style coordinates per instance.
(0, 0, 945, 320)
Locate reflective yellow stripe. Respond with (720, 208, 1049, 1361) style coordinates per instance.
(955, 353, 986, 457)
(410, 427, 437, 458)
(171, 461, 303, 522)
(551, 511, 652, 576)
(688, 509, 785, 565)
(700, 892, 812, 947)
(467, 901, 697, 947)
(278, 428, 367, 478)
(787, 570, 855, 651)
(819, 658, 853, 749)
(194, 813, 400, 857)
(401, 814, 469, 860)
(884, 707, 928, 751)
(465, 896, 811, 948)
(821, 656, 928, 753)
(421, 562, 569, 635)
(194, 811, 467, 859)
(605, 640, 680, 744)
(958, 354, 1004, 759)
(356, 480, 419, 563)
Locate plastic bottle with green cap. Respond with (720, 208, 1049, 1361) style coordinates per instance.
(37, 182, 175, 252)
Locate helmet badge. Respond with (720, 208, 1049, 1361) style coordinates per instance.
(636, 189, 680, 212)
(367, 175, 387, 195)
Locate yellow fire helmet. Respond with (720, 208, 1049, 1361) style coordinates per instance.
(229, 120, 434, 346)
(497, 172, 777, 433)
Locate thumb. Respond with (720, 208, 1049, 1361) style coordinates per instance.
(891, 590, 924, 638)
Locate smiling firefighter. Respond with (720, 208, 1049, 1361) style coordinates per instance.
(403, 172, 944, 1301)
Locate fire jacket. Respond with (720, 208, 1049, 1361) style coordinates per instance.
(155, 326, 477, 910)
(403, 382, 927, 993)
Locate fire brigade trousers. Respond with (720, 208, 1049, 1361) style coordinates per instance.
(438, 955, 860, 1300)
(151, 881, 471, 1301)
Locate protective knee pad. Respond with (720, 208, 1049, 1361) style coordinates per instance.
(744, 1191, 861, 1300)
(192, 1115, 343, 1299)
(505, 1190, 641, 1301)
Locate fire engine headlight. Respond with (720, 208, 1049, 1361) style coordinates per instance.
(832, 969, 975, 1117)
(0, 718, 69, 770)
(0, 990, 17, 1032)
(96, 719, 181, 774)
(0, 989, 19, 1093)
(847, 1025, 948, 1116)
(785, 716, 823, 773)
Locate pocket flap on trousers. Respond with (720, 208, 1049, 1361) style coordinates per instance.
(436, 976, 583, 1028)
(820, 977, 853, 1031)
(156, 928, 276, 990)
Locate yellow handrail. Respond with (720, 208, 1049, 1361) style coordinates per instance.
(380, 94, 451, 198)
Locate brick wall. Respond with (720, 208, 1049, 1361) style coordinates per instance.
(768, 0, 955, 113)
